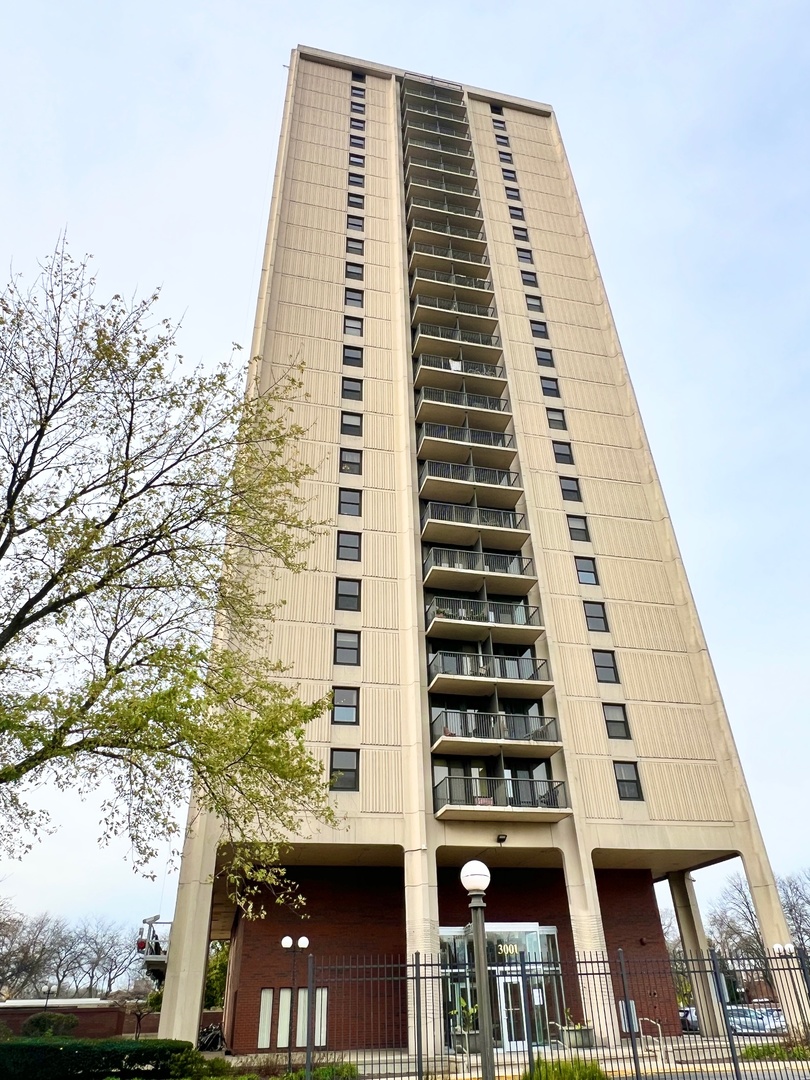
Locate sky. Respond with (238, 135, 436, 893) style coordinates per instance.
(0, 0, 808, 931)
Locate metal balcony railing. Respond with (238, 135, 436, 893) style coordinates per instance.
(417, 386, 507, 413)
(408, 176, 480, 199)
(413, 294, 495, 319)
(405, 119, 471, 142)
(434, 776, 568, 812)
(411, 244, 489, 266)
(404, 102, 470, 123)
(423, 547, 535, 578)
(431, 711, 560, 745)
(406, 137, 474, 159)
(412, 268, 493, 291)
(415, 324, 500, 348)
(402, 83, 464, 105)
(418, 460, 519, 489)
(406, 156, 476, 178)
(419, 423, 513, 448)
(421, 502, 524, 533)
(409, 196, 482, 219)
(414, 354, 504, 380)
(428, 651, 549, 682)
(411, 219, 485, 242)
(426, 597, 541, 628)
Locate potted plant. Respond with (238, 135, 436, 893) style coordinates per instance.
(557, 1008, 595, 1049)
(450, 997, 480, 1054)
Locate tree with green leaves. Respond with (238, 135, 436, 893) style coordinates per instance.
(0, 242, 334, 904)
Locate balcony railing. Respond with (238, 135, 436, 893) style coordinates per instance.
(414, 324, 500, 348)
(421, 502, 524, 532)
(434, 776, 568, 812)
(407, 156, 476, 178)
(417, 386, 507, 413)
(411, 244, 488, 266)
(406, 137, 474, 159)
(419, 423, 513, 448)
(411, 219, 485, 242)
(414, 354, 504, 380)
(418, 460, 519, 489)
(426, 597, 541, 628)
(431, 711, 560, 745)
(428, 651, 549, 682)
(423, 547, 535, 578)
(408, 176, 480, 199)
(402, 83, 464, 106)
(404, 102, 469, 123)
(413, 294, 495, 319)
(409, 196, 482, 219)
(405, 119, 471, 142)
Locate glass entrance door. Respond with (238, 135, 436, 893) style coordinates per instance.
(496, 973, 527, 1051)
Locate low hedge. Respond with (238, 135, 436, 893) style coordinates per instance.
(0, 1037, 195, 1079)
(741, 1042, 810, 1061)
(523, 1061, 609, 1080)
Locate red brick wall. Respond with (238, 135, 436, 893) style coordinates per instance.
(0, 1004, 125, 1038)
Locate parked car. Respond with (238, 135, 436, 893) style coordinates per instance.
(726, 1006, 768, 1035)
(762, 1008, 787, 1034)
(679, 1006, 699, 1032)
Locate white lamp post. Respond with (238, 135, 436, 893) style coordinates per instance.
(460, 860, 495, 1080)
(281, 934, 310, 1070)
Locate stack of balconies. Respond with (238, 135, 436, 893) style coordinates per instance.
(400, 77, 570, 822)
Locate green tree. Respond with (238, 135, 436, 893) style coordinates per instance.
(204, 942, 229, 1009)
(0, 242, 334, 907)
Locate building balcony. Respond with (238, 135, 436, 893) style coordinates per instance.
(410, 268, 494, 306)
(430, 711, 561, 757)
(418, 460, 522, 509)
(409, 220, 487, 255)
(403, 118, 471, 147)
(422, 547, 538, 596)
(407, 196, 482, 226)
(421, 502, 529, 549)
(418, 423, 516, 467)
(414, 386, 510, 430)
(405, 136, 474, 162)
(411, 294, 497, 333)
(413, 353, 506, 397)
(406, 176, 481, 207)
(405, 157, 478, 188)
(401, 81, 465, 110)
(433, 777, 570, 821)
(425, 597, 543, 644)
(409, 244, 489, 276)
(427, 651, 552, 697)
(403, 101, 470, 124)
(412, 323, 501, 363)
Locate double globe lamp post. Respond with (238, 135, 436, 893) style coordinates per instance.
(460, 859, 496, 1080)
(281, 934, 310, 1073)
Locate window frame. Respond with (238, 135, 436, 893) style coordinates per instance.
(346, 213, 364, 230)
(521, 270, 538, 286)
(575, 556, 599, 585)
(532, 320, 550, 339)
(513, 226, 529, 241)
(350, 117, 366, 131)
(509, 206, 525, 220)
(340, 411, 363, 437)
(348, 152, 365, 167)
(341, 376, 363, 401)
(566, 514, 590, 542)
(502, 168, 518, 182)
(505, 186, 521, 200)
(553, 441, 574, 465)
(336, 531, 361, 561)
(345, 261, 364, 279)
(614, 761, 643, 800)
(335, 577, 361, 612)
(350, 86, 365, 99)
(540, 375, 560, 397)
(333, 630, 360, 665)
(493, 118, 507, 130)
(339, 447, 362, 474)
(351, 71, 366, 83)
(347, 172, 365, 188)
(593, 649, 620, 684)
(546, 407, 566, 429)
(517, 248, 534, 264)
(603, 703, 631, 739)
(342, 344, 363, 367)
(498, 151, 513, 164)
(535, 347, 554, 367)
(526, 295, 544, 312)
(584, 601, 609, 632)
(347, 192, 365, 208)
(338, 488, 362, 516)
(560, 476, 582, 502)
(346, 237, 364, 255)
(332, 687, 360, 725)
(344, 287, 364, 307)
(344, 315, 363, 336)
(495, 134, 510, 147)
(350, 101, 366, 115)
(330, 748, 360, 790)
(349, 135, 365, 149)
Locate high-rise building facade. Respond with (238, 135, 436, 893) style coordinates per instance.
(160, 47, 790, 1053)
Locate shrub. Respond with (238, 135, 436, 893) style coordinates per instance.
(284, 1066, 358, 1080)
(523, 1061, 609, 1080)
(0, 1037, 194, 1079)
(20, 1010, 79, 1037)
(741, 1042, 810, 1061)
(0, 1024, 10, 1044)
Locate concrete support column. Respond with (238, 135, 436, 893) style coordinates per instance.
(668, 870, 724, 1037)
(158, 806, 221, 1043)
(404, 846, 442, 1059)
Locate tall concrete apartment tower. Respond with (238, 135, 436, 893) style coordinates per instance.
(160, 47, 790, 1052)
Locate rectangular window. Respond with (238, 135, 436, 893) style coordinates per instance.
(526, 295, 544, 312)
(567, 514, 590, 542)
(351, 70, 366, 82)
(334, 630, 360, 665)
(344, 287, 363, 307)
(517, 248, 534, 264)
(339, 446, 361, 473)
(348, 153, 365, 167)
(341, 377, 363, 401)
(505, 186, 521, 200)
(330, 749, 360, 790)
(336, 530, 361, 560)
(347, 192, 364, 207)
(277, 988, 292, 1049)
(349, 135, 365, 149)
(584, 601, 609, 632)
(336, 578, 361, 611)
(576, 556, 598, 584)
(614, 761, 642, 800)
(540, 376, 560, 396)
(258, 987, 273, 1050)
(502, 168, 518, 182)
(338, 488, 362, 516)
(594, 650, 620, 684)
(535, 347, 554, 366)
(333, 687, 359, 724)
(346, 237, 364, 255)
(499, 151, 513, 164)
(344, 316, 363, 336)
(350, 101, 365, 115)
(561, 476, 582, 502)
(509, 206, 525, 220)
(604, 703, 631, 739)
(521, 270, 538, 286)
(348, 172, 365, 187)
(350, 117, 366, 131)
(553, 441, 574, 465)
(513, 226, 529, 241)
(345, 261, 364, 279)
(347, 213, 364, 230)
(532, 321, 550, 339)
(351, 86, 365, 99)
(546, 407, 566, 429)
(343, 344, 363, 367)
(495, 134, 510, 146)
(491, 103, 504, 115)
(493, 118, 507, 130)
(340, 412, 363, 436)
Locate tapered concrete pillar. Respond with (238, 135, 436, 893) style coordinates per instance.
(158, 807, 220, 1043)
(668, 870, 724, 1037)
(404, 846, 442, 1059)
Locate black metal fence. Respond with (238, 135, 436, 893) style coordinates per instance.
(281, 948, 810, 1080)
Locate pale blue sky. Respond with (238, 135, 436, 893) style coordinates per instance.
(1, 1, 808, 927)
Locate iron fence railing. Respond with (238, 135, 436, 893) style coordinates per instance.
(417, 386, 507, 412)
(412, 268, 493, 292)
(434, 776, 567, 812)
(419, 423, 513, 449)
(414, 353, 502, 379)
(418, 460, 519, 489)
(406, 157, 477, 178)
(426, 597, 541, 628)
(431, 710, 559, 744)
(421, 502, 525, 532)
(412, 294, 495, 318)
(410, 218, 486, 241)
(422, 547, 535, 578)
(407, 175, 481, 199)
(411, 243, 489, 265)
(409, 196, 482, 219)
(427, 651, 548, 682)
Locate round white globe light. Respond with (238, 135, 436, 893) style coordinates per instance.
(297, 935, 310, 949)
(460, 859, 491, 894)
(281, 935, 294, 948)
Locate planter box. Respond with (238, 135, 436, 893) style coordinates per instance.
(560, 1027, 595, 1049)
(452, 1031, 482, 1054)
